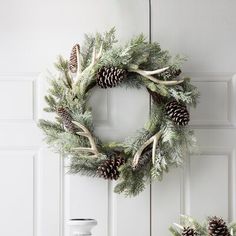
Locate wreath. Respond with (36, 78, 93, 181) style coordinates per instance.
(39, 28, 199, 196)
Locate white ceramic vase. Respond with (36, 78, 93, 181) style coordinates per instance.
(67, 219, 97, 236)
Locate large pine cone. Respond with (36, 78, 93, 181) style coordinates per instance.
(69, 44, 80, 73)
(182, 227, 198, 236)
(96, 66, 127, 88)
(97, 156, 125, 180)
(157, 67, 182, 80)
(208, 216, 230, 236)
(57, 107, 77, 134)
(165, 101, 190, 126)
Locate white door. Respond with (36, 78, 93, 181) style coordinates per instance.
(151, 0, 236, 235)
(0, 0, 236, 236)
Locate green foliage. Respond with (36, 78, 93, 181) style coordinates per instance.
(38, 28, 199, 197)
(54, 56, 73, 89)
(169, 79, 199, 107)
(145, 104, 165, 133)
(81, 27, 117, 70)
(229, 223, 236, 236)
(169, 226, 181, 236)
(170, 215, 236, 236)
(99, 33, 172, 72)
(69, 155, 107, 177)
(114, 160, 148, 197)
(123, 128, 151, 156)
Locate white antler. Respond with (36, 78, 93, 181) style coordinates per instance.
(173, 223, 184, 230)
(132, 131, 161, 168)
(230, 228, 234, 236)
(73, 43, 103, 92)
(74, 43, 103, 78)
(79, 43, 103, 77)
(129, 67, 185, 85)
(139, 67, 169, 75)
(90, 43, 103, 67)
(72, 121, 100, 158)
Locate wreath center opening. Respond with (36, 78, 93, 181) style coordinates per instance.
(89, 87, 149, 142)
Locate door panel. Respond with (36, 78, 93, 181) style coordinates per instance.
(152, 0, 236, 235)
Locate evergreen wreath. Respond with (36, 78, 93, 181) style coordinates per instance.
(38, 28, 199, 196)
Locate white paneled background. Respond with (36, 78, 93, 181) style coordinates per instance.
(0, 0, 235, 236)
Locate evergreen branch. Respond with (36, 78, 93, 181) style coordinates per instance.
(54, 56, 73, 89)
(44, 95, 57, 109)
(38, 119, 64, 133)
(114, 164, 146, 197)
(69, 155, 106, 176)
(169, 226, 182, 236)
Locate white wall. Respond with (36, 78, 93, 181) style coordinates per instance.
(0, 0, 235, 236)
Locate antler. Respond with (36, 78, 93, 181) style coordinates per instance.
(230, 228, 234, 235)
(173, 223, 184, 230)
(129, 67, 185, 85)
(72, 121, 100, 158)
(132, 131, 161, 168)
(73, 44, 103, 94)
(75, 44, 103, 82)
(90, 43, 103, 68)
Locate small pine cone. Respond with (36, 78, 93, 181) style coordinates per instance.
(69, 44, 80, 73)
(97, 156, 125, 180)
(165, 101, 190, 126)
(57, 107, 77, 133)
(157, 67, 182, 80)
(208, 216, 230, 236)
(182, 227, 198, 236)
(96, 66, 127, 88)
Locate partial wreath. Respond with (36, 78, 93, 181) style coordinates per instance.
(39, 28, 199, 196)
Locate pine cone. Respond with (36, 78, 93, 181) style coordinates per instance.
(96, 66, 127, 88)
(57, 107, 78, 134)
(69, 44, 80, 73)
(182, 227, 198, 236)
(208, 216, 230, 236)
(97, 156, 125, 180)
(157, 67, 182, 80)
(165, 101, 190, 126)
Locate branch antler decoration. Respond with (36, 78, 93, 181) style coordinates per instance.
(132, 131, 162, 168)
(71, 44, 103, 94)
(72, 121, 100, 158)
(130, 67, 185, 168)
(129, 67, 185, 85)
(75, 44, 103, 82)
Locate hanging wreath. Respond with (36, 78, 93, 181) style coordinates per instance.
(39, 28, 199, 196)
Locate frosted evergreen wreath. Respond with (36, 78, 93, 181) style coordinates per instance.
(39, 28, 199, 196)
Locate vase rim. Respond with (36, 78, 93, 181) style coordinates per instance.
(67, 218, 97, 226)
(70, 219, 95, 221)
